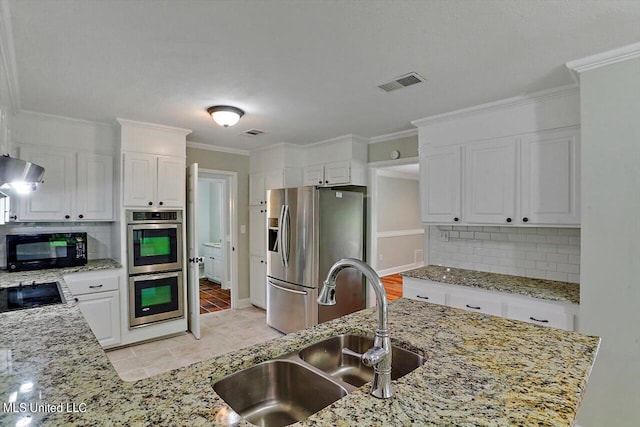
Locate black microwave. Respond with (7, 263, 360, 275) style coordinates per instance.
(6, 232, 88, 272)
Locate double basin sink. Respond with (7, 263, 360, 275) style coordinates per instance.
(213, 334, 425, 427)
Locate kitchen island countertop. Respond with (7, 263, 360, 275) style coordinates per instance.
(1, 270, 598, 427)
(401, 265, 580, 304)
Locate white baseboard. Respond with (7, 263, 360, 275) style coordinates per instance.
(377, 262, 424, 277)
(234, 298, 252, 309)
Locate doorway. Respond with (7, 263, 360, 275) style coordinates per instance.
(368, 157, 425, 306)
(197, 169, 237, 314)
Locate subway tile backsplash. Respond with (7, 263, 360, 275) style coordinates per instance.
(0, 223, 113, 268)
(429, 225, 580, 283)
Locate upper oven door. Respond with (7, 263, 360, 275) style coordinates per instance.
(127, 223, 182, 274)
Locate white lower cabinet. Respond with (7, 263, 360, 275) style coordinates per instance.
(403, 277, 577, 331)
(63, 269, 122, 348)
(76, 290, 121, 348)
(449, 291, 503, 317)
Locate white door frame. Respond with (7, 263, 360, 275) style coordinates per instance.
(198, 168, 240, 309)
(367, 156, 426, 305)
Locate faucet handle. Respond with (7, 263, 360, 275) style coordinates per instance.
(362, 346, 388, 367)
(341, 347, 363, 359)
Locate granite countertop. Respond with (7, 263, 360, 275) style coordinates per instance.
(401, 265, 580, 304)
(1, 279, 598, 427)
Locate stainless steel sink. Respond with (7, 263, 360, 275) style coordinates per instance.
(213, 360, 347, 427)
(298, 334, 426, 387)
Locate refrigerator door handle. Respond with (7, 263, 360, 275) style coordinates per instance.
(278, 204, 286, 267)
(282, 204, 290, 267)
(268, 280, 307, 296)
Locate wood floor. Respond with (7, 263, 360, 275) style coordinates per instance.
(199, 278, 231, 314)
(381, 273, 403, 301)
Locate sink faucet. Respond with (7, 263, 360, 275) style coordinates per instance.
(318, 258, 392, 399)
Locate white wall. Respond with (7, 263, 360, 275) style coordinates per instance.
(429, 225, 580, 283)
(576, 57, 640, 426)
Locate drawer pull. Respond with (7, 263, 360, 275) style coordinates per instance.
(89, 285, 103, 289)
(529, 317, 549, 323)
(465, 304, 481, 310)
(416, 295, 429, 300)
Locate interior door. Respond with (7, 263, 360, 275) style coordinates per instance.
(186, 163, 201, 339)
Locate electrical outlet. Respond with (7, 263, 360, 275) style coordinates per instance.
(439, 231, 450, 242)
(379, 254, 383, 261)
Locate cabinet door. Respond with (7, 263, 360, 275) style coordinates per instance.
(464, 138, 517, 224)
(157, 155, 185, 207)
(449, 291, 503, 316)
(324, 161, 350, 185)
(403, 280, 447, 305)
(17, 146, 74, 221)
(520, 128, 580, 225)
(123, 152, 156, 207)
(420, 146, 461, 223)
(303, 165, 324, 186)
(76, 152, 114, 221)
(249, 173, 267, 205)
(249, 255, 267, 309)
(506, 301, 574, 331)
(77, 290, 121, 348)
(264, 169, 284, 190)
(249, 205, 267, 256)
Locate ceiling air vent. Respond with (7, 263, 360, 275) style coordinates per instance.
(241, 129, 265, 137)
(377, 72, 425, 92)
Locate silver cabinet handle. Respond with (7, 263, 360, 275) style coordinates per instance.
(268, 281, 307, 295)
(89, 284, 103, 289)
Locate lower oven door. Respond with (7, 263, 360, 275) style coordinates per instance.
(129, 271, 184, 328)
(266, 277, 317, 334)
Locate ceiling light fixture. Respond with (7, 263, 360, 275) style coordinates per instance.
(207, 105, 244, 128)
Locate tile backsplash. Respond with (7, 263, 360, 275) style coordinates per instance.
(0, 223, 113, 268)
(429, 225, 580, 283)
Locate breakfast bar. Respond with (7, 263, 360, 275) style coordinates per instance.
(0, 262, 599, 426)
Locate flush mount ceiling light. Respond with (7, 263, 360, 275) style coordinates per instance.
(207, 105, 244, 128)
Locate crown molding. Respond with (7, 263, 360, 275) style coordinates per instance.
(0, 0, 21, 113)
(411, 84, 579, 127)
(566, 42, 640, 82)
(369, 128, 418, 144)
(305, 133, 369, 148)
(19, 109, 114, 127)
(186, 141, 249, 156)
(116, 118, 192, 136)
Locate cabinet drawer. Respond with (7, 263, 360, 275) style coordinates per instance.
(449, 292, 502, 316)
(403, 282, 446, 306)
(506, 302, 574, 330)
(64, 271, 120, 296)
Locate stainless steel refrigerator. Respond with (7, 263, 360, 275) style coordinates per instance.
(266, 186, 366, 334)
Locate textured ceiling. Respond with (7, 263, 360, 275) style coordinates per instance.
(6, 0, 640, 150)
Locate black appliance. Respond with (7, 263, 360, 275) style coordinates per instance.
(0, 281, 66, 313)
(6, 232, 87, 272)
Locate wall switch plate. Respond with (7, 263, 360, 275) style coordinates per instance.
(240, 225, 246, 234)
(439, 231, 450, 242)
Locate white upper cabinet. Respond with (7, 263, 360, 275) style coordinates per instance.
(76, 152, 114, 221)
(420, 146, 461, 223)
(249, 173, 267, 206)
(464, 137, 517, 224)
(123, 152, 185, 208)
(303, 160, 351, 186)
(250, 168, 301, 206)
(17, 146, 113, 221)
(520, 128, 580, 225)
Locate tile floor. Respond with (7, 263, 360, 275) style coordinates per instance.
(199, 277, 231, 314)
(105, 306, 283, 381)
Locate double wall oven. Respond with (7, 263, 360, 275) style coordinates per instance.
(126, 210, 184, 328)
